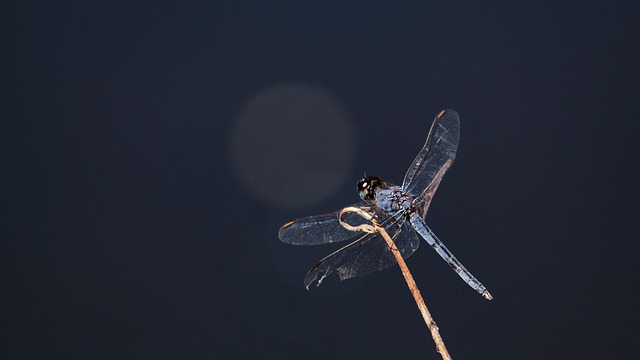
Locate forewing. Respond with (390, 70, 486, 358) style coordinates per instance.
(304, 218, 420, 288)
(279, 201, 371, 245)
(401, 109, 460, 196)
(412, 159, 453, 220)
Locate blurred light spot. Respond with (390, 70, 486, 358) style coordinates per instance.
(230, 84, 355, 209)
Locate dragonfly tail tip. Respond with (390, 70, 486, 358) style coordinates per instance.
(482, 291, 493, 300)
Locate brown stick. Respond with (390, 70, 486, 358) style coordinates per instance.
(339, 207, 453, 360)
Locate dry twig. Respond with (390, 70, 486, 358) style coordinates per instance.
(339, 206, 453, 360)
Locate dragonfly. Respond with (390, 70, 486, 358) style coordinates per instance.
(279, 109, 492, 300)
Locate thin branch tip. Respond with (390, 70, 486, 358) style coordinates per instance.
(338, 206, 452, 360)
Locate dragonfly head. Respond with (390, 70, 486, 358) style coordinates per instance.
(357, 175, 383, 201)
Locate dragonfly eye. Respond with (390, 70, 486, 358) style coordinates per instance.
(357, 175, 383, 200)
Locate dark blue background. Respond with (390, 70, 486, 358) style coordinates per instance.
(3, 1, 639, 359)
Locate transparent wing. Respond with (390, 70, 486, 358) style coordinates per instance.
(411, 160, 454, 220)
(401, 109, 460, 196)
(304, 217, 420, 289)
(278, 201, 372, 245)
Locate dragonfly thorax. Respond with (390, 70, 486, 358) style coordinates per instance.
(358, 176, 414, 214)
(374, 186, 413, 214)
(357, 176, 384, 201)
